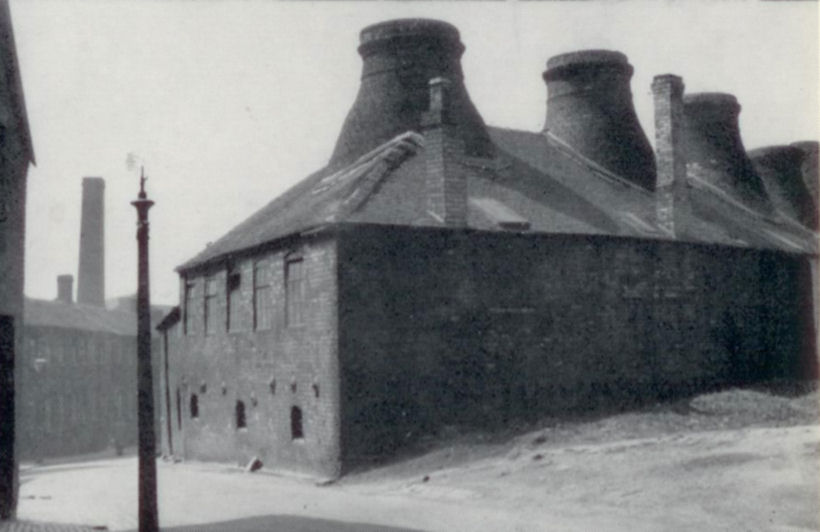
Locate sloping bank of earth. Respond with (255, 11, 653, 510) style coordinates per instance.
(339, 386, 820, 531)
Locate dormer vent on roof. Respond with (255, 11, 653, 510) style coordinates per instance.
(750, 145, 817, 229)
(329, 18, 493, 168)
(542, 50, 656, 190)
(682, 93, 772, 212)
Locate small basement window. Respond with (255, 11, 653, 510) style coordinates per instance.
(190, 394, 199, 419)
(290, 406, 304, 440)
(235, 400, 246, 429)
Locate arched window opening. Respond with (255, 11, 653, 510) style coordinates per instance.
(190, 393, 199, 419)
(235, 400, 247, 429)
(290, 406, 304, 440)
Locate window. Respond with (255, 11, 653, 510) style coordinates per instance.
(176, 388, 182, 430)
(285, 257, 305, 327)
(44, 400, 53, 432)
(183, 281, 195, 334)
(203, 277, 218, 336)
(290, 406, 304, 439)
(227, 271, 241, 332)
(190, 394, 199, 419)
(253, 260, 272, 331)
(235, 400, 246, 429)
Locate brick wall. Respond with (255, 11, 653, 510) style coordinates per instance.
(170, 235, 340, 478)
(0, 124, 28, 517)
(337, 225, 815, 462)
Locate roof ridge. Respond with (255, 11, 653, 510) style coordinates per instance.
(333, 132, 424, 220)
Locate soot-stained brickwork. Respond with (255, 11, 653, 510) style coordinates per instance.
(0, 0, 35, 518)
(161, 18, 818, 478)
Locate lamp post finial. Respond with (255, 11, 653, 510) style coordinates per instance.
(139, 166, 147, 199)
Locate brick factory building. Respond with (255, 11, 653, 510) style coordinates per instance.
(16, 179, 164, 461)
(0, 0, 35, 517)
(158, 19, 818, 480)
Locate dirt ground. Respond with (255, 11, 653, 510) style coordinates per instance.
(17, 385, 820, 531)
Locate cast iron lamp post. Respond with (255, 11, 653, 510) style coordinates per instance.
(132, 168, 158, 532)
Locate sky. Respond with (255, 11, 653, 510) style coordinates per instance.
(9, 0, 819, 306)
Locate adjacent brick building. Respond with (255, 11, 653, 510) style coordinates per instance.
(0, 0, 34, 518)
(17, 290, 140, 459)
(158, 19, 818, 479)
(16, 179, 164, 461)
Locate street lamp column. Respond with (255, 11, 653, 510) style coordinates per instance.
(131, 168, 158, 532)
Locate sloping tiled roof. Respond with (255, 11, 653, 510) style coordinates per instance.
(178, 133, 424, 270)
(179, 124, 817, 272)
(24, 298, 137, 336)
(489, 127, 817, 254)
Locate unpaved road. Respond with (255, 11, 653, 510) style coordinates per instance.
(16, 425, 818, 531)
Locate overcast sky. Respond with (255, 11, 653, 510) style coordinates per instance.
(10, 0, 819, 306)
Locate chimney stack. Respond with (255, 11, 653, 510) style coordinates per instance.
(542, 50, 656, 190)
(652, 74, 686, 235)
(330, 19, 492, 168)
(422, 77, 467, 226)
(78, 177, 105, 306)
(56, 275, 73, 304)
(749, 146, 818, 229)
(681, 93, 771, 212)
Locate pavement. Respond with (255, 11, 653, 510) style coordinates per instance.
(0, 522, 100, 532)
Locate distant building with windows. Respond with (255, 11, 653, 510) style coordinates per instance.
(17, 178, 164, 460)
(158, 19, 818, 479)
(17, 294, 140, 459)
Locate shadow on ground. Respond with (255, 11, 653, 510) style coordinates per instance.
(151, 515, 425, 532)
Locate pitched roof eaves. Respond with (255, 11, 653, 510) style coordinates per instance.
(156, 306, 180, 331)
(177, 132, 424, 273)
(176, 222, 336, 275)
(2, 1, 34, 164)
(23, 298, 137, 335)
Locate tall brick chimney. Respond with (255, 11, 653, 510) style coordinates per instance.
(542, 50, 656, 190)
(77, 177, 105, 306)
(56, 274, 73, 304)
(749, 146, 818, 229)
(652, 74, 686, 235)
(330, 18, 492, 168)
(682, 93, 771, 212)
(422, 77, 467, 226)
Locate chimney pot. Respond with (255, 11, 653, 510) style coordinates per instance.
(56, 275, 73, 304)
(422, 77, 453, 127)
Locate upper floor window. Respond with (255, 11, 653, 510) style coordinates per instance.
(227, 271, 241, 332)
(183, 281, 195, 335)
(253, 260, 273, 331)
(204, 277, 218, 336)
(285, 257, 305, 327)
